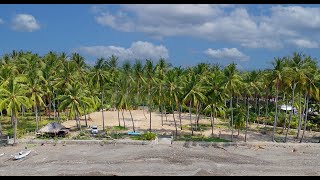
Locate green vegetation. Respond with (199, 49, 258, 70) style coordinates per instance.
(0, 51, 319, 144)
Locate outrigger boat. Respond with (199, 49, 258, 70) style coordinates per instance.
(12, 150, 31, 160)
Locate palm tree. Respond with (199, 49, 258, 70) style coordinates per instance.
(204, 64, 225, 136)
(0, 78, 30, 144)
(284, 53, 307, 142)
(300, 58, 319, 143)
(223, 63, 242, 142)
(268, 57, 287, 142)
(143, 59, 156, 132)
(58, 83, 94, 130)
(89, 58, 109, 131)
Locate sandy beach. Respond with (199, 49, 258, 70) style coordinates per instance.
(1, 142, 320, 176)
(61, 109, 320, 143)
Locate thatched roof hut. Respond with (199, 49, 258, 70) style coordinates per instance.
(39, 122, 68, 134)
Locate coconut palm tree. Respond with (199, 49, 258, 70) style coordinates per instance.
(223, 63, 242, 142)
(143, 59, 156, 132)
(89, 58, 109, 131)
(284, 53, 307, 142)
(58, 83, 94, 130)
(268, 57, 287, 142)
(300, 58, 319, 143)
(0, 78, 30, 144)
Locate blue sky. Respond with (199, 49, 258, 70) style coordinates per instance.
(1, 4, 320, 70)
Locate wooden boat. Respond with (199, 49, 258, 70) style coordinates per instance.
(13, 150, 31, 160)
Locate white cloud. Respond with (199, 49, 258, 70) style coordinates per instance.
(77, 41, 169, 61)
(93, 5, 320, 49)
(289, 39, 319, 48)
(12, 14, 40, 32)
(0, 18, 4, 24)
(204, 48, 249, 61)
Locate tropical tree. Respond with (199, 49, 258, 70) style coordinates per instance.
(223, 63, 242, 141)
(0, 78, 30, 144)
(89, 58, 109, 131)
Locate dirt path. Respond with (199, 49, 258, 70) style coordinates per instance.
(0, 142, 319, 176)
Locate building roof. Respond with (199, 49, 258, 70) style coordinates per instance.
(39, 122, 67, 134)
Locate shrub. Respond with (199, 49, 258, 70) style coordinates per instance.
(143, 132, 157, 140)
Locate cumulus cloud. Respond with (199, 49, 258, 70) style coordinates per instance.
(288, 39, 319, 48)
(76, 41, 169, 61)
(92, 4, 320, 49)
(11, 14, 40, 32)
(0, 18, 4, 24)
(204, 48, 249, 61)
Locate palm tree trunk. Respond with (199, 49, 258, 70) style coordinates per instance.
(149, 105, 152, 132)
(272, 83, 279, 142)
(195, 103, 199, 131)
(211, 105, 215, 136)
(129, 109, 135, 132)
(165, 107, 168, 122)
(11, 111, 14, 126)
(265, 97, 269, 127)
(117, 109, 121, 127)
(121, 109, 126, 128)
(48, 98, 51, 120)
(178, 102, 182, 130)
(296, 92, 302, 139)
(101, 91, 105, 131)
(77, 111, 81, 130)
(238, 129, 240, 136)
(230, 95, 234, 142)
(161, 105, 164, 126)
(257, 97, 260, 126)
(13, 115, 17, 144)
(0, 111, 2, 136)
(196, 104, 202, 129)
(285, 83, 296, 143)
(281, 98, 289, 134)
(35, 105, 39, 132)
(300, 94, 309, 143)
(245, 97, 250, 142)
(172, 104, 178, 137)
(189, 100, 193, 135)
(84, 105, 87, 127)
(57, 100, 60, 123)
(53, 98, 56, 121)
(224, 100, 227, 120)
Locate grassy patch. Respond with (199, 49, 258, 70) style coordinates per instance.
(112, 126, 128, 131)
(2, 115, 53, 138)
(129, 132, 157, 141)
(193, 123, 211, 131)
(175, 135, 230, 142)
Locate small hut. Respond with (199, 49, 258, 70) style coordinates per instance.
(38, 122, 69, 137)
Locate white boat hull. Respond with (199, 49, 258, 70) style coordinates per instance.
(13, 150, 31, 160)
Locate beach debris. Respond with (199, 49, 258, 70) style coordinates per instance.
(0, 153, 4, 157)
(292, 148, 297, 152)
(254, 145, 265, 150)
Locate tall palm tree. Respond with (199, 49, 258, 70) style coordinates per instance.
(89, 58, 109, 131)
(223, 63, 242, 142)
(284, 53, 307, 142)
(0, 78, 30, 144)
(268, 57, 287, 142)
(143, 59, 156, 132)
(300, 58, 319, 142)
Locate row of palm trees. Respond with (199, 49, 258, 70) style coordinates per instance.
(0, 50, 319, 144)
